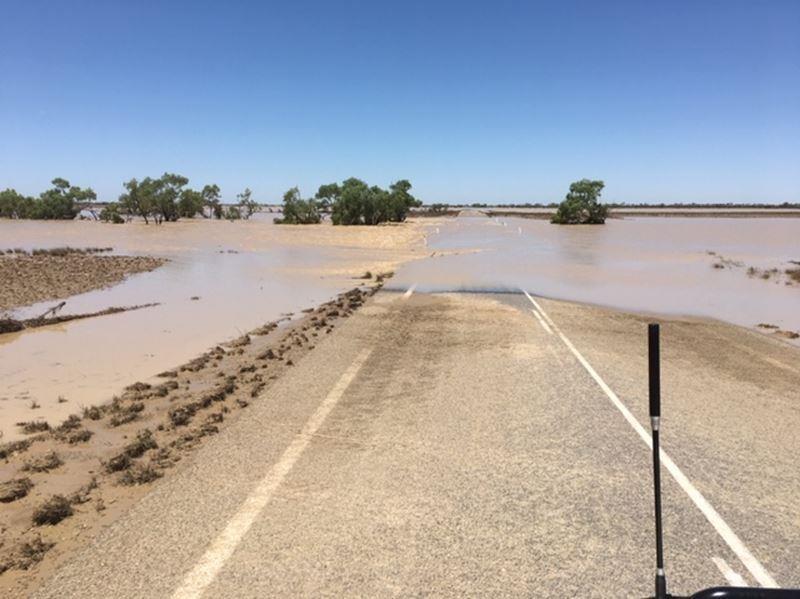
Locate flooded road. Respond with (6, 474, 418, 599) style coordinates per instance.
(391, 215, 800, 338)
(2, 214, 797, 440)
(0, 217, 424, 440)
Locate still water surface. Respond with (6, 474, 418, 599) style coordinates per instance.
(391, 215, 799, 336)
(1, 215, 797, 439)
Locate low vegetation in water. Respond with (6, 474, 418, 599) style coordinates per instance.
(275, 178, 421, 225)
(551, 179, 608, 224)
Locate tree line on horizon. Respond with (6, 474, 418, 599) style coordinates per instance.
(275, 178, 422, 225)
(0, 175, 258, 224)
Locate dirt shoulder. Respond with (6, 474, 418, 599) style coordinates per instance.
(0, 279, 385, 597)
(0, 250, 166, 312)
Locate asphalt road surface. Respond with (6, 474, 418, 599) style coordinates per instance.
(35, 290, 800, 598)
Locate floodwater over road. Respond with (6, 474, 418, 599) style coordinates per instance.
(1, 214, 797, 440)
(0, 217, 422, 440)
(391, 215, 800, 340)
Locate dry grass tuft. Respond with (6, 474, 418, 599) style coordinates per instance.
(0, 477, 33, 503)
(32, 495, 73, 526)
(22, 451, 63, 473)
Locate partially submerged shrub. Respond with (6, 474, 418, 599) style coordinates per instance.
(0, 477, 33, 503)
(32, 495, 73, 526)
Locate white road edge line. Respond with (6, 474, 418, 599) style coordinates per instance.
(521, 290, 778, 589)
(530, 308, 553, 335)
(712, 556, 749, 587)
(402, 283, 417, 300)
(171, 348, 373, 599)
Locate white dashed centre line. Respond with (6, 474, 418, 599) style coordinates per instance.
(171, 348, 373, 599)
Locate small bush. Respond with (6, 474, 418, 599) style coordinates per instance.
(119, 462, 162, 486)
(67, 429, 93, 444)
(82, 405, 103, 420)
(0, 477, 33, 503)
(11, 536, 54, 570)
(22, 451, 63, 473)
(18, 420, 50, 434)
(32, 495, 73, 526)
(0, 438, 33, 460)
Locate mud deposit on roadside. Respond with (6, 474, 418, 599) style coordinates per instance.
(0, 281, 383, 597)
(0, 250, 166, 311)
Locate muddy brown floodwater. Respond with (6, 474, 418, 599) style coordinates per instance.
(0, 217, 426, 441)
(389, 215, 800, 342)
(2, 214, 797, 442)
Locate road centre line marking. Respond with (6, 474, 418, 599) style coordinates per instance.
(521, 290, 778, 589)
(530, 308, 553, 335)
(402, 283, 417, 299)
(171, 348, 373, 599)
(712, 556, 749, 587)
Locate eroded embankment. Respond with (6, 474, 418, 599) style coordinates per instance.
(0, 278, 387, 597)
(0, 248, 166, 311)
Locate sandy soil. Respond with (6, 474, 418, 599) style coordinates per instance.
(0, 252, 166, 312)
(0, 280, 385, 597)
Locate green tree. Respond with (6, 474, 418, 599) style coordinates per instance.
(33, 178, 95, 219)
(202, 184, 222, 219)
(274, 187, 321, 224)
(119, 178, 155, 224)
(387, 179, 421, 222)
(150, 173, 188, 224)
(178, 189, 205, 218)
(0, 189, 36, 218)
(315, 183, 341, 211)
(329, 178, 420, 225)
(332, 178, 370, 225)
(236, 188, 258, 219)
(551, 179, 608, 224)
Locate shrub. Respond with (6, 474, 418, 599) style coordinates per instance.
(551, 179, 608, 225)
(100, 203, 125, 223)
(32, 495, 73, 526)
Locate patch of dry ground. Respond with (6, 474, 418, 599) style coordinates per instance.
(0, 280, 385, 598)
(0, 250, 166, 311)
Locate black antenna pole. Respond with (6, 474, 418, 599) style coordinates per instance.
(649, 323, 668, 599)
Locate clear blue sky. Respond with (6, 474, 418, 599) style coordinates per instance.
(1, 1, 798, 204)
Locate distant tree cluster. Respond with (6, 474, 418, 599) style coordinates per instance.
(114, 175, 257, 224)
(276, 178, 421, 225)
(0, 179, 96, 220)
(0, 175, 258, 224)
(551, 179, 608, 224)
